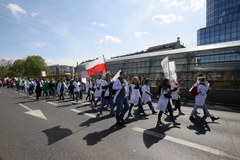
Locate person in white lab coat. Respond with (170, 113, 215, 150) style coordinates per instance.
(171, 83, 184, 115)
(189, 77, 219, 122)
(156, 79, 180, 126)
(128, 77, 148, 117)
(142, 78, 157, 114)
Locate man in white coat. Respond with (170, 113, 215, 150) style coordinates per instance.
(112, 71, 129, 125)
(189, 77, 219, 121)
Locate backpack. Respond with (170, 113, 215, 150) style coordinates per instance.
(190, 86, 198, 96)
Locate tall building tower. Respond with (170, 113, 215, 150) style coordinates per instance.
(197, 0, 240, 45)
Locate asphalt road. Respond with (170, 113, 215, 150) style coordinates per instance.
(0, 87, 240, 160)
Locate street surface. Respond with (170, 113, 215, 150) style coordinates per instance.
(0, 88, 240, 160)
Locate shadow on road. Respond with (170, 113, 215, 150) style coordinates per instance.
(143, 123, 178, 149)
(83, 124, 125, 146)
(187, 115, 219, 135)
(79, 114, 113, 127)
(42, 125, 72, 145)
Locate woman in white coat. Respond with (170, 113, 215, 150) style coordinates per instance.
(142, 78, 157, 114)
(156, 79, 180, 126)
(189, 77, 219, 121)
(128, 77, 147, 117)
(171, 83, 184, 115)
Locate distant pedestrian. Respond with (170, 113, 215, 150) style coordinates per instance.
(73, 77, 81, 104)
(35, 80, 42, 101)
(57, 79, 67, 100)
(43, 80, 50, 99)
(68, 80, 74, 100)
(85, 78, 92, 101)
(49, 80, 56, 98)
(93, 78, 102, 106)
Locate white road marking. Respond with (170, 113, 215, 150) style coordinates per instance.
(47, 102, 58, 106)
(19, 103, 32, 111)
(70, 108, 96, 118)
(18, 103, 47, 120)
(14, 91, 18, 94)
(132, 127, 240, 160)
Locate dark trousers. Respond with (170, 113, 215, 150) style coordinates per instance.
(172, 98, 181, 112)
(86, 90, 91, 101)
(129, 97, 145, 115)
(59, 91, 64, 100)
(158, 101, 175, 123)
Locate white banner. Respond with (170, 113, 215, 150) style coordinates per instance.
(41, 71, 46, 77)
(112, 70, 121, 82)
(161, 57, 169, 79)
(169, 61, 177, 83)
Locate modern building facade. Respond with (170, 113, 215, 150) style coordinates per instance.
(48, 65, 74, 77)
(197, 0, 240, 45)
(106, 40, 240, 107)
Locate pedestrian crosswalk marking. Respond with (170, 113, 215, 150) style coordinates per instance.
(132, 127, 240, 160)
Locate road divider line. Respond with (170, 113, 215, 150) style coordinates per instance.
(70, 108, 96, 118)
(47, 102, 58, 106)
(132, 127, 240, 160)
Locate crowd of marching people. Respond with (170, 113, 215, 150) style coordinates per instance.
(1, 71, 219, 126)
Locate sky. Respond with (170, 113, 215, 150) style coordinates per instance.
(0, 0, 206, 66)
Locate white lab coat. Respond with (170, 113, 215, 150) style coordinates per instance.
(142, 84, 151, 103)
(57, 82, 68, 94)
(85, 81, 90, 92)
(156, 88, 171, 112)
(171, 83, 179, 100)
(112, 78, 128, 103)
(94, 79, 102, 98)
(195, 84, 206, 106)
(73, 81, 80, 92)
(129, 84, 142, 105)
(101, 79, 110, 97)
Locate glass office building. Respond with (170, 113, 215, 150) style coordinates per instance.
(105, 41, 240, 107)
(197, 0, 240, 45)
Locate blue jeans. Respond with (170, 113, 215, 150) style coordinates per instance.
(115, 96, 129, 123)
(74, 91, 80, 102)
(99, 96, 114, 114)
(191, 104, 211, 117)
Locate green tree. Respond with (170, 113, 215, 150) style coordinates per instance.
(24, 55, 50, 77)
(0, 58, 13, 78)
(8, 59, 25, 77)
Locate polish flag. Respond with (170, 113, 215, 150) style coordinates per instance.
(85, 56, 107, 76)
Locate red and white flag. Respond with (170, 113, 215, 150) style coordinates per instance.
(85, 56, 107, 76)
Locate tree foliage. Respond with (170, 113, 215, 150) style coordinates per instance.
(8, 59, 25, 77)
(0, 59, 13, 78)
(24, 55, 49, 77)
(0, 55, 50, 78)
